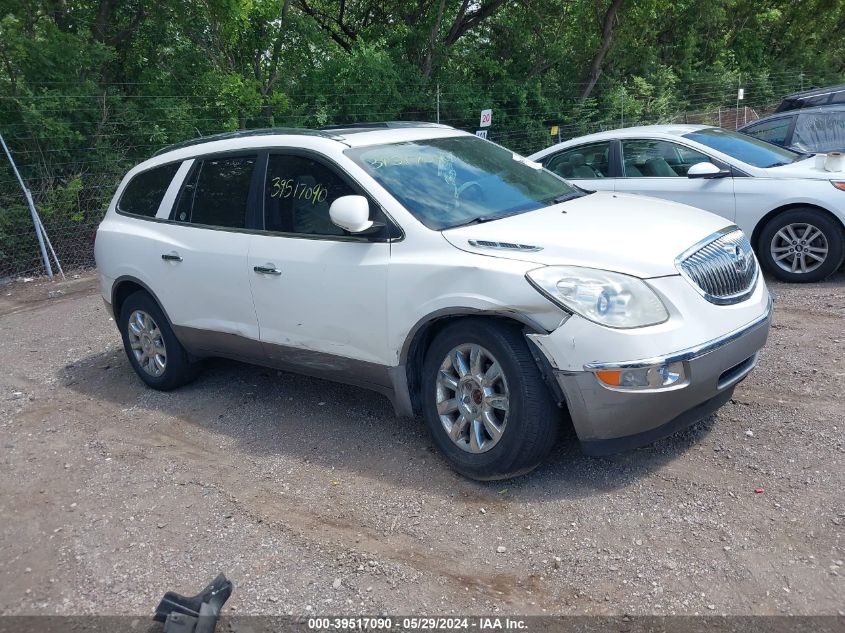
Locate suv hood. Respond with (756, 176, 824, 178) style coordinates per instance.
(442, 191, 731, 278)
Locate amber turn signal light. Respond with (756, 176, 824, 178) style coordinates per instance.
(595, 370, 622, 386)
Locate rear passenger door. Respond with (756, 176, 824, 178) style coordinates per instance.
(616, 138, 736, 221)
(539, 141, 616, 192)
(152, 153, 263, 359)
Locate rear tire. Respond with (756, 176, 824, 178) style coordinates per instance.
(421, 319, 560, 480)
(758, 208, 844, 282)
(119, 291, 199, 390)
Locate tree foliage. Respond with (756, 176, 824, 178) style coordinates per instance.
(1, 0, 844, 274)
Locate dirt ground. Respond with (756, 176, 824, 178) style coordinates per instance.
(0, 272, 842, 617)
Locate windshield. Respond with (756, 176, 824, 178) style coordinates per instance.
(345, 136, 577, 230)
(683, 127, 802, 168)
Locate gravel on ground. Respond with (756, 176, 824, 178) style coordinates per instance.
(0, 272, 842, 617)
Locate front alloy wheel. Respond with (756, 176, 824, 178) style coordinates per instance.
(436, 344, 509, 453)
(421, 319, 560, 480)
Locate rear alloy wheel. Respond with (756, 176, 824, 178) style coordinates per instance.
(421, 319, 560, 480)
(759, 209, 844, 282)
(119, 290, 199, 390)
(127, 309, 168, 377)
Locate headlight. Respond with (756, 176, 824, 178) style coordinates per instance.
(526, 265, 669, 328)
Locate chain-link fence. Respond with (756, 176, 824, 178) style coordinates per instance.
(0, 71, 820, 282)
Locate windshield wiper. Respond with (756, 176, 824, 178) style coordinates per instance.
(766, 162, 790, 168)
(550, 190, 590, 205)
(446, 216, 499, 229)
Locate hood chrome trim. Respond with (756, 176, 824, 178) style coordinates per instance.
(467, 239, 543, 252)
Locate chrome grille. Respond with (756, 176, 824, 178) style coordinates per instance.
(677, 228, 758, 305)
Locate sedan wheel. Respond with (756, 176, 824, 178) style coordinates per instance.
(436, 343, 509, 453)
(769, 222, 828, 274)
(758, 209, 844, 282)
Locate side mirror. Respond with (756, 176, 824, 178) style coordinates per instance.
(687, 162, 729, 178)
(329, 195, 373, 233)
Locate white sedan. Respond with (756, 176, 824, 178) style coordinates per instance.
(529, 125, 845, 282)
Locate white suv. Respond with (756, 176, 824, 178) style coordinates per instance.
(95, 123, 772, 480)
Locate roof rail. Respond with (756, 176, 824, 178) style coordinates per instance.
(782, 83, 845, 99)
(152, 122, 455, 156)
(152, 127, 338, 156)
(319, 121, 453, 132)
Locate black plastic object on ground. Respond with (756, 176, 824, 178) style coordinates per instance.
(154, 573, 233, 633)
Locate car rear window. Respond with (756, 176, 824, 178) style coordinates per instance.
(793, 112, 845, 152)
(117, 163, 180, 217)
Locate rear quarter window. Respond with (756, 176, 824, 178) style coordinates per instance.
(117, 163, 181, 217)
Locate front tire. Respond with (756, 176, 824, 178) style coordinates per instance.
(421, 319, 560, 480)
(119, 291, 199, 390)
(758, 208, 844, 282)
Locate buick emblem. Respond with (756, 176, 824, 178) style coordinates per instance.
(725, 244, 751, 274)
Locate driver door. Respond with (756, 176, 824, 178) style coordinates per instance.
(247, 152, 395, 369)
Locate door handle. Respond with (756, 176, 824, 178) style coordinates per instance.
(253, 264, 282, 275)
(161, 253, 182, 262)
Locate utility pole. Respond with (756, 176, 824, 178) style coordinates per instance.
(436, 83, 441, 124)
(0, 132, 55, 278)
(620, 90, 624, 127)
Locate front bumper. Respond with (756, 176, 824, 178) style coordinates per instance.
(553, 297, 772, 455)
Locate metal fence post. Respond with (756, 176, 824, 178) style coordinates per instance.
(0, 132, 55, 278)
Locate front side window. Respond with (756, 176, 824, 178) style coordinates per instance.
(544, 142, 611, 179)
(174, 155, 256, 228)
(117, 162, 180, 217)
(345, 136, 577, 230)
(742, 117, 793, 146)
(792, 112, 845, 152)
(621, 139, 710, 177)
(264, 155, 354, 236)
(683, 127, 801, 168)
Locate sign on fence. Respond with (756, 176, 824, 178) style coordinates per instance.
(479, 109, 492, 128)
(475, 130, 488, 139)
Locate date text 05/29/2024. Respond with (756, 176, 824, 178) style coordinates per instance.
(307, 617, 528, 631)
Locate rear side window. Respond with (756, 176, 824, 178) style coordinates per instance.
(544, 142, 611, 179)
(174, 155, 256, 228)
(117, 163, 180, 217)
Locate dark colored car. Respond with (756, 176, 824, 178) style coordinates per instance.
(774, 84, 845, 113)
(739, 105, 845, 154)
